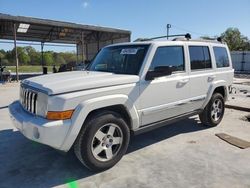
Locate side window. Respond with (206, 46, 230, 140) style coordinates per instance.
(150, 46, 185, 72)
(213, 47, 230, 68)
(189, 46, 212, 70)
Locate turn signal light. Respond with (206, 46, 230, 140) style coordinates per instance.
(46, 110, 74, 120)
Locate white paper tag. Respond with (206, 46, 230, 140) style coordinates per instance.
(120, 48, 138, 55)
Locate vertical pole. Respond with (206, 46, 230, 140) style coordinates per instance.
(85, 43, 88, 61)
(81, 31, 85, 68)
(13, 23, 19, 81)
(167, 24, 171, 40)
(96, 32, 100, 52)
(110, 33, 114, 44)
(81, 31, 84, 62)
(76, 43, 78, 64)
(41, 42, 44, 67)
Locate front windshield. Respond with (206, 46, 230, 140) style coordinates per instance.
(88, 45, 149, 75)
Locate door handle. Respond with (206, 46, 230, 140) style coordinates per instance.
(208, 75, 216, 79)
(179, 79, 189, 84)
(208, 75, 216, 82)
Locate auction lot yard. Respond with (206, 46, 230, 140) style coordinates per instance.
(0, 83, 250, 188)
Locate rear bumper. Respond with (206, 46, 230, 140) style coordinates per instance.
(8, 101, 71, 151)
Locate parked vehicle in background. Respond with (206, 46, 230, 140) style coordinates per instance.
(9, 35, 234, 171)
(0, 64, 12, 82)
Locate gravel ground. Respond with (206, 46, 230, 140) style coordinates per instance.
(234, 73, 250, 80)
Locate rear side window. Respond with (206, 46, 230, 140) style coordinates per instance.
(189, 46, 212, 70)
(213, 47, 230, 68)
(150, 46, 185, 72)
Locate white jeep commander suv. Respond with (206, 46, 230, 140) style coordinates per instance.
(9, 37, 233, 171)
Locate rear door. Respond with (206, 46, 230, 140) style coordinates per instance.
(187, 44, 215, 110)
(212, 46, 234, 86)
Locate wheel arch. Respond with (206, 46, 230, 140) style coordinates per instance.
(202, 81, 228, 109)
(60, 94, 139, 151)
(84, 105, 132, 130)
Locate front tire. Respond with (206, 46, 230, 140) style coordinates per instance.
(199, 93, 225, 127)
(74, 111, 130, 171)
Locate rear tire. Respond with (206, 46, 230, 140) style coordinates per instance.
(74, 111, 130, 171)
(199, 93, 225, 127)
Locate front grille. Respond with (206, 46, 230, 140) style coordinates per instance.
(20, 87, 38, 114)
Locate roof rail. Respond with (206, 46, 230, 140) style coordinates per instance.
(134, 33, 191, 42)
(134, 33, 224, 44)
(173, 36, 224, 43)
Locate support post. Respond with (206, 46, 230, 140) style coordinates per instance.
(76, 43, 78, 64)
(85, 43, 88, 61)
(81, 31, 84, 62)
(13, 23, 19, 81)
(81, 31, 85, 68)
(96, 32, 100, 52)
(167, 24, 171, 40)
(41, 42, 44, 67)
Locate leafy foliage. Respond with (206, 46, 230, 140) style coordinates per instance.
(0, 46, 77, 66)
(220, 28, 250, 51)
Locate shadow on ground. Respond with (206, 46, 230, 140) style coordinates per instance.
(0, 116, 207, 188)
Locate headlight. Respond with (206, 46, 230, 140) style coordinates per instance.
(36, 92, 48, 117)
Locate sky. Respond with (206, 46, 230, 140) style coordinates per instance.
(0, 0, 250, 52)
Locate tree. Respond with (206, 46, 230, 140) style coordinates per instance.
(61, 52, 77, 63)
(25, 46, 40, 65)
(11, 47, 31, 65)
(43, 52, 54, 66)
(16, 47, 31, 65)
(5, 50, 15, 66)
(220, 28, 250, 51)
(0, 50, 9, 66)
(55, 53, 66, 65)
(0, 51, 4, 59)
(0, 46, 78, 66)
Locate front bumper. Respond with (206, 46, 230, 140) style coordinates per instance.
(8, 101, 71, 150)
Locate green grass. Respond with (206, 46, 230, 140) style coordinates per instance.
(6, 66, 59, 73)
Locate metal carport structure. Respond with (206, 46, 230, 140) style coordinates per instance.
(0, 13, 131, 80)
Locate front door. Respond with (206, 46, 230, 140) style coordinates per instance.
(138, 45, 191, 126)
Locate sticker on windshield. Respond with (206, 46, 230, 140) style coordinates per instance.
(120, 48, 138, 55)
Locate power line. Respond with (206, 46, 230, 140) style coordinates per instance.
(171, 24, 211, 37)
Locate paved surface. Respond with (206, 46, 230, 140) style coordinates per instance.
(0, 83, 250, 188)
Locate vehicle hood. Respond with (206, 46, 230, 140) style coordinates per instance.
(22, 71, 139, 95)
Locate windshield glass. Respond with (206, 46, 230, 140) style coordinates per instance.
(88, 45, 149, 75)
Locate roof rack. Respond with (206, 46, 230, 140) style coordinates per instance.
(134, 33, 224, 44)
(173, 36, 224, 43)
(134, 33, 191, 42)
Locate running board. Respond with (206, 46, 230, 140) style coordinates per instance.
(132, 110, 202, 135)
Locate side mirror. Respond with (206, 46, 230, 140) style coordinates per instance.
(145, 66, 172, 80)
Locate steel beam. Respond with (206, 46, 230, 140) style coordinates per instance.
(13, 23, 19, 81)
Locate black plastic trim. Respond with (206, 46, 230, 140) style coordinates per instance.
(132, 110, 202, 135)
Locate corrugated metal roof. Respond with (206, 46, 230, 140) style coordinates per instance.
(0, 13, 131, 44)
